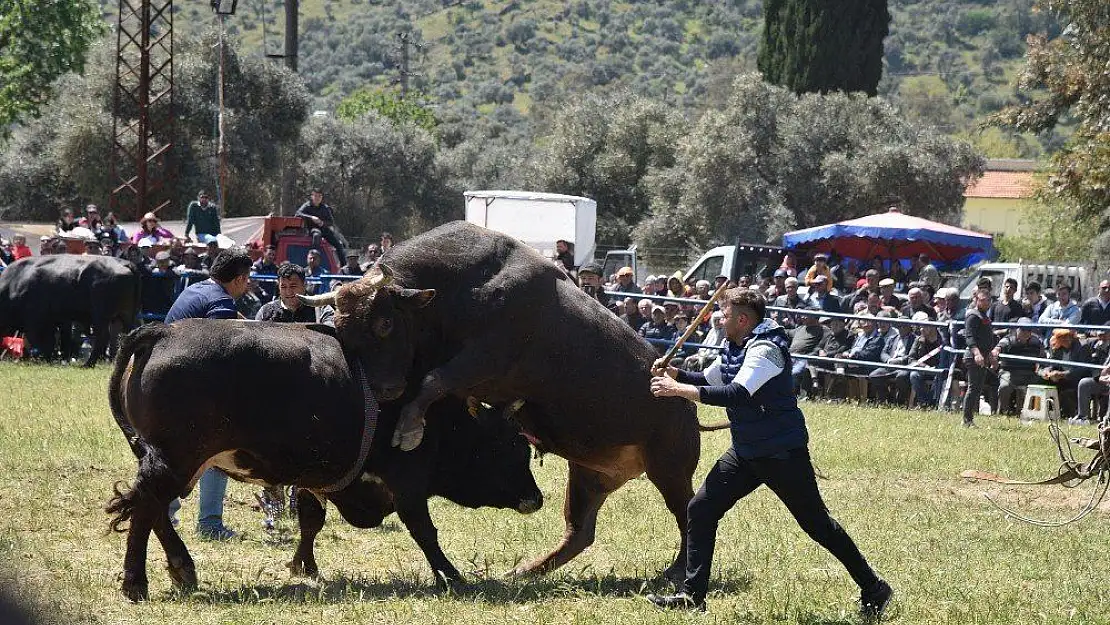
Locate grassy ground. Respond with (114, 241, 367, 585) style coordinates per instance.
(1, 362, 1108, 624)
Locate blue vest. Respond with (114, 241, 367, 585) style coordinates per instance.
(721, 323, 809, 459)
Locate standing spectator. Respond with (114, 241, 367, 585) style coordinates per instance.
(778, 251, 798, 277)
(1039, 284, 1081, 326)
(0, 239, 13, 266)
(380, 232, 394, 252)
(963, 289, 999, 426)
(1022, 282, 1048, 321)
(773, 277, 805, 329)
(900, 287, 937, 321)
(79, 204, 104, 233)
(56, 208, 77, 234)
(917, 254, 941, 290)
(252, 245, 280, 302)
(803, 253, 833, 287)
(131, 212, 175, 245)
(10, 234, 32, 260)
(1079, 280, 1110, 326)
(364, 243, 381, 265)
(554, 239, 574, 272)
(614, 266, 642, 295)
(164, 248, 254, 541)
(305, 248, 326, 294)
(184, 190, 221, 242)
(993, 318, 1045, 416)
(338, 250, 364, 276)
(1037, 328, 1085, 419)
(620, 298, 647, 330)
(295, 189, 346, 258)
(990, 278, 1024, 323)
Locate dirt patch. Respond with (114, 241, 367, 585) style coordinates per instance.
(891, 475, 1110, 516)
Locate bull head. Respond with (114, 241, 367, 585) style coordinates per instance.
(298, 263, 395, 308)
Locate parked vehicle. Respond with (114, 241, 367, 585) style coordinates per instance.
(682, 241, 785, 285)
(956, 262, 1092, 306)
(464, 190, 596, 269)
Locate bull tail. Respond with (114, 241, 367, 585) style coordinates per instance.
(107, 325, 168, 459)
(698, 420, 730, 432)
(105, 442, 175, 533)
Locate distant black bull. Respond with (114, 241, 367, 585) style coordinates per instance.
(0, 254, 140, 366)
(105, 320, 541, 601)
(301, 221, 713, 581)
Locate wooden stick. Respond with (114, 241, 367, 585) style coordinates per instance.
(659, 282, 731, 365)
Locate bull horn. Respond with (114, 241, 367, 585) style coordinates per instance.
(297, 292, 337, 308)
(368, 263, 394, 287)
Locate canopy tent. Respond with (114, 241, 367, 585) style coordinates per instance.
(781, 207, 994, 270)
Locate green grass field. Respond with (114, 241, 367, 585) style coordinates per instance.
(1, 362, 1108, 624)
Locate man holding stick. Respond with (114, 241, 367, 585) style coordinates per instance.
(645, 288, 893, 620)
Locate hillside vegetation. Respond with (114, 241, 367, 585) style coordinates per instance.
(95, 0, 1063, 157)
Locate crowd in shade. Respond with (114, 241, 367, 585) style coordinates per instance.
(574, 252, 1110, 427)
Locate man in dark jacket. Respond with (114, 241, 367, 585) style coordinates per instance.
(893, 313, 944, 408)
(295, 188, 345, 258)
(990, 278, 1024, 323)
(1079, 280, 1110, 326)
(183, 190, 221, 242)
(992, 318, 1044, 415)
(645, 289, 892, 619)
(963, 289, 999, 426)
(255, 263, 319, 323)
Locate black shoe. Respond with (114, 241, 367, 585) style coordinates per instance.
(646, 591, 706, 612)
(860, 579, 893, 622)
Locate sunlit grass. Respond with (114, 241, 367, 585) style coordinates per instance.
(0, 362, 1107, 624)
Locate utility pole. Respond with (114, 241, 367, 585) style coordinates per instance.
(398, 32, 410, 99)
(279, 0, 299, 216)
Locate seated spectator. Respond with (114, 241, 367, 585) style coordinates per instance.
(901, 287, 937, 321)
(1039, 284, 1081, 326)
(662, 301, 682, 324)
(846, 269, 881, 311)
(1022, 281, 1049, 321)
(666, 272, 686, 299)
(102, 211, 127, 247)
(619, 298, 647, 330)
(713, 275, 728, 291)
(993, 318, 1045, 416)
(694, 279, 712, 300)
(639, 305, 676, 355)
(668, 312, 698, 365)
(894, 312, 944, 408)
(788, 307, 826, 395)
(365, 243, 382, 265)
(878, 278, 901, 309)
(236, 283, 263, 319)
(131, 212, 175, 245)
(845, 314, 884, 374)
(140, 252, 178, 317)
(174, 248, 209, 287)
(255, 263, 319, 323)
(1036, 328, 1086, 418)
(683, 310, 726, 371)
(865, 291, 883, 316)
(0, 239, 13, 266)
(766, 269, 788, 300)
(554, 239, 574, 272)
(10, 234, 32, 260)
(773, 277, 805, 328)
(990, 278, 1024, 323)
(201, 240, 221, 270)
(804, 274, 841, 312)
(803, 253, 833, 287)
(614, 266, 642, 295)
(56, 208, 77, 234)
(1080, 280, 1110, 326)
(869, 311, 914, 403)
(1072, 323, 1110, 425)
(817, 316, 852, 360)
(338, 250, 363, 276)
(167, 238, 187, 265)
(79, 204, 103, 233)
(737, 274, 752, 288)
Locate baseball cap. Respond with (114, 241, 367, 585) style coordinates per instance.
(879, 278, 895, 287)
(812, 274, 828, 284)
(1016, 317, 1033, 326)
(617, 266, 634, 277)
(651, 305, 665, 314)
(346, 250, 360, 258)
(813, 252, 828, 261)
(154, 251, 171, 261)
(578, 262, 603, 276)
(911, 311, 929, 322)
(773, 268, 788, 278)
(819, 316, 832, 324)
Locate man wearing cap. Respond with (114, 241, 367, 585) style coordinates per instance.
(805, 274, 841, 313)
(576, 262, 612, 310)
(646, 288, 892, 618)
(766, 269, 788, 299)
(338, 250, 364, 276)
(917, 254, 941, 290)
(894, 312, 944, 408)
(772, 277, 804, 329)
(878, 278, 901, 309)
(639, 305, 676, 355)
(614, 266, 642, 295)
(847, 269, 881, 311)
(295, 188, 346, 258)
(184, 190, 221, 243)
(804, 253, 833, 287)
(992, 318, 1045, 415)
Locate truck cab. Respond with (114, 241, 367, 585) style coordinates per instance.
(682, 242, 785, 286)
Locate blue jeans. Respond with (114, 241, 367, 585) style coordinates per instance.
(168, 468, 229, 529)
(909, 371, 936, 407)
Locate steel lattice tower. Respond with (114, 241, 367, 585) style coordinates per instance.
(109, 0, 175, 221)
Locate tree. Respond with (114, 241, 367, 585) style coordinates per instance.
(758, 0, 890, 96)
(336, 86, 438, 131)
(0, 0, 103, 131)
(633, 74, 984, 256)
(995, 199, 1097, 263)
(991, 0, 1110, 232)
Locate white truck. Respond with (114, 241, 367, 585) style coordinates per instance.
(464, 190, 597, 268)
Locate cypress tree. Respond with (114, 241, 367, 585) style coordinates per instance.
(758, 0, 890, 96)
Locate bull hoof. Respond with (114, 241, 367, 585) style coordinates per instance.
(505, 560, 544, 579)
(287, 558, 319, 578)
(166, 559, 197, 590)
(120, 574, 149, 603)
(433, 569, 464, 593)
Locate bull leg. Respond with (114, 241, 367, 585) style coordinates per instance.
(120, 507, 156, 601)
(510, 463, 621, 577)
(151, 511, 196, 591)
(393, 346, 510, 451)
(645, 456, 697, 583)
(394, 496, 463, 590)
(289, 490, 326, 577)
(83, 321, 109, 367)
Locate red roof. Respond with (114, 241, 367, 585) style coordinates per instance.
(964, 171, 1035, 199)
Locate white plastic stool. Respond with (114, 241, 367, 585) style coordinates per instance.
(1022, 385, 1061, 421)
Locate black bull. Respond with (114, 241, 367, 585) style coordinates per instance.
(0, 255, 140, 366)
(307, 221, 713, 581)
(105, 320, 542, 601)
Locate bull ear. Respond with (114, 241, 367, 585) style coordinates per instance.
(465, 396, 482, 418)
(399, 288, 436, 308)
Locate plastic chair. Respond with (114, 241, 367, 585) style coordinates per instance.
(1021, 385, 1061, 421)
